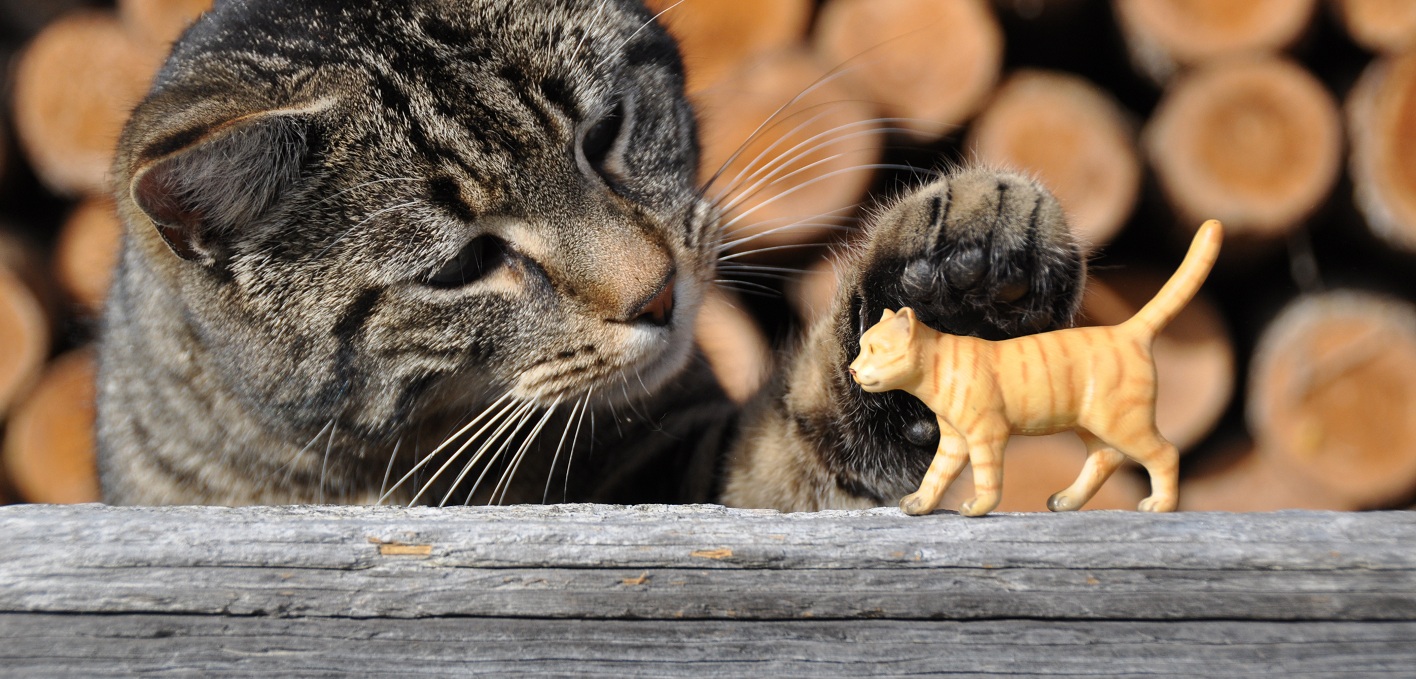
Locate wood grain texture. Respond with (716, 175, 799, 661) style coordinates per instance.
(1, 504, 1413, 676)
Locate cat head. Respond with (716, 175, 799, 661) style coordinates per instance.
(112, 0, 712, 439)
(849, 307, 923, 393)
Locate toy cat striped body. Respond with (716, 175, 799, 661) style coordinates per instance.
(849, 220, 1224, 517)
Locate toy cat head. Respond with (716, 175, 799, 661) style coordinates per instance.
(111, 0, 711, 441)
(849, 307, 923, 393)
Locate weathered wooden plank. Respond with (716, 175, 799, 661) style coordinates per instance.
(2, 616, 1413, 678)
(2, 504, 1413, 623)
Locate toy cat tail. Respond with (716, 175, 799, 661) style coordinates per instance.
(1119, 219, 1224, 338)
(849, 219, 1223, 517)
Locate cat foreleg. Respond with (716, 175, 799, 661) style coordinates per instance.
(959, 424, 1008, 517)
(899, 420, 970, 516)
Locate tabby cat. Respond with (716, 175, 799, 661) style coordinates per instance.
(98, 0, 1084, 509)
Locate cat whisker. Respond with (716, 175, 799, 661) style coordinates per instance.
(713, 280, 781, 297)
(713, 120, 920, 212)
(412, 396, 528, 507)
(315, 200, 423, 260)
(717, 263, 814, 275)
(700, 66, 865, 194)
(719, 243, 834, 261)
(459, 400, 542, 506)
(311, 176, 421, 207)
(710, 105, 870, 202)
(436, 398, 537, 507)
(379, 390, 516, 505)
(544, 395, 586, 504)
(717, 217, 858, 253)
(716, 130, 938, 217)
(718, 164, 903, 237)
(596, 0, 686, 70)
(317, 423, 338, 505)
(572, 1, 608, 61)
(491, 400, 562, 505)
(376, 437, 403, 506)
(563, 386, 594, 503)
(716, 270, 799, 284)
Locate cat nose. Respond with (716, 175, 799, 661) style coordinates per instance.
(628, 271, 676, 327)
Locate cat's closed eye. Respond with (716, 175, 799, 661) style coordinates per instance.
(426, 235, 507, 288)
(579, 99, 626, 183)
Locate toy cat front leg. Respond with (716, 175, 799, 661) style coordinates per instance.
(899, 419, 970, 516)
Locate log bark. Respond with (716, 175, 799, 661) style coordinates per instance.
(0, 504, 1413, 676)
(643, 0, 813, 94)
(11, 11, 164, 196)
(815, 0, 1003, 139)
(1332, 0, 1416, 53)
(1143, 57, 1342, 242)
(1113, 0, 1318, 82)
(53, 198, 123, 313)
(1248, 291, 1416, 508)
(966, 69, 1141, 251)
(695, 49, 880, 259)
(695, 286, 772, 404)
(117, 0, 212, 47)
(1, 349, 100, 504)
(1347, 51, 1416, 252)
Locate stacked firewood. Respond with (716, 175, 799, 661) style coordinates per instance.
(2, 0, 1415, 511)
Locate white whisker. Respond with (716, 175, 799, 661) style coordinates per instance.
(377, 437, 402, 506)
(378, 390, 516, 505)
(438, 399, 537, 507)
(544, 395, 586, 504)
(492, 400, 562, 505)
(596, 0, 685, 70)
(564, 387, 594, 502)
(460, 400, 542, 506)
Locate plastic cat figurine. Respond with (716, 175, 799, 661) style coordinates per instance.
(849, 220, 1224, 517)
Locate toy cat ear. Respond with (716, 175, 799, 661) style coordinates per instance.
(880, 308, 896, 321)
(130, 108, 319, 266)
(897, 307, 918, 336)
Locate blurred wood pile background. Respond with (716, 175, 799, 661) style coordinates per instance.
(0, 0, 1414, 512)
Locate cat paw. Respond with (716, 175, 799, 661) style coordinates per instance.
(1138, 495, 1178, 512)
(1047, 491, 1084, 512)
(900, 492, 937, 516)
(861, 168, 1084, 340)
(959, 495, 999, 517)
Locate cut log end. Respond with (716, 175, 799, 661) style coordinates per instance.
(12, 11, 164, 196)
(0, 267, 51, 419)
(696, 287, 772, 405)
(3, 349, 101, 504)
(644, 0, 813, 94)
(1333, 0, 1416, 53)
(1144, 57, 1342, 240)
(967, 70, 1140, 250)
(1114, 0, 1318, 82)
(695, 49, 880, 259)
(815, 0, 1003, 138)
(1179, 440, 1359, 512)
(118, 0, 214, 46)
(55, 198, 125, 314)
(1248, 292, 1416, 507)
(1347, 52, 1416, 252)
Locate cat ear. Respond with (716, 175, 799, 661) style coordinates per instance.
(129, 110, 315, 266)
(897, 307, 918, 337)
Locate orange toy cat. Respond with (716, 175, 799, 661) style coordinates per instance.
(849, 220, 1224, 517)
